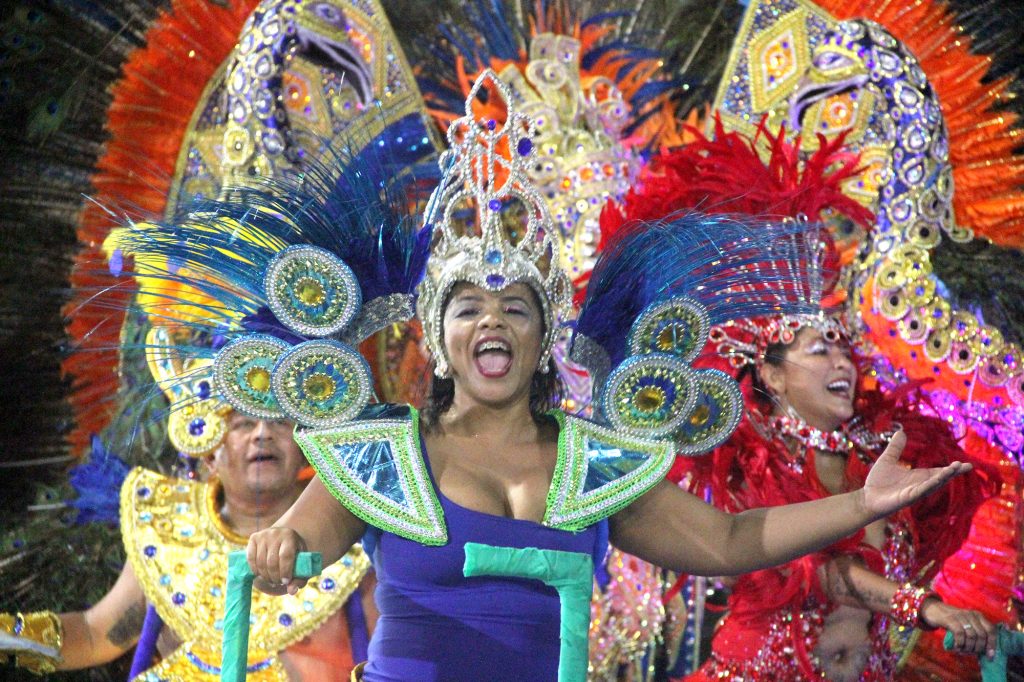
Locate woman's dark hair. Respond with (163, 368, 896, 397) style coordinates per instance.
(421, 357, 563, 429)
(739, 340, 789, 410)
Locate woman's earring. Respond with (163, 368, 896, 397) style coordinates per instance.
(434, 358, 451, 379)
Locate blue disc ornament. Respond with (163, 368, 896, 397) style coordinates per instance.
(673, 369, 744, 456)
(627, 297, 711, 363)
(600, 353, 698, 438)
(264, 245, 361, 337)
(213, 335, 290, 419)
(270, 340, 373, 428)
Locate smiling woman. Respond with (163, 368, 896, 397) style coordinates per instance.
(231, 73, 987, 682)
(680, 312, 997, 682)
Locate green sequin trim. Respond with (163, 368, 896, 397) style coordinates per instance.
(543, 412, 674, 531)
(295, 408, 447, 546)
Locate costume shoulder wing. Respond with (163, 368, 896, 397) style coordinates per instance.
(295, 405, 447, 546)
(544, 412, 674, 532)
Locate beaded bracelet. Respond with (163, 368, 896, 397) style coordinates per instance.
(890, 583, 937, 630)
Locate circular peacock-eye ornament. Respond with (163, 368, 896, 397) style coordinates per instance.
(673, 369, 744, 456)
(627, 297, 710, 363)
(271, 340, 372, 428)
(264, 245, 361, 337)
(213, 335, 290, 419)
(600, 353, 698, 438)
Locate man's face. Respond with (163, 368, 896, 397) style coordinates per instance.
(209, 412, 306, 499)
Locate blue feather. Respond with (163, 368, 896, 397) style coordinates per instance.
(67, 435, 131, 525)
(573, 212, 827, 372)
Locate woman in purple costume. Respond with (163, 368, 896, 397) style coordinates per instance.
(241, 72, 992, 681)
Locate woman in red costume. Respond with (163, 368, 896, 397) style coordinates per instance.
(597, 117, 1000, 681)
(680, 312, 998, 681)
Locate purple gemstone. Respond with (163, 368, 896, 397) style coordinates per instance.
(188, 418, 206, 436)
(517, 138, 533, 156)
(109, 249, 124, 277)
(485, 273, 506, 288)
(198, 381, 211, 400)
(172, 592, 186, 606)
(487, 199, 501, 211)
(144, 545, 157, 558)
(279, 613, 293, 626)
(321, 578, 336, 590)
(486, 119, 496, 131)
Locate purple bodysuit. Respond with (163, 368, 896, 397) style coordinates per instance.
(361, 454, 604, 681)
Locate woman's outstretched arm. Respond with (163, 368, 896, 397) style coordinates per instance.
(246, 476, 366, 595)
(610, 431, 971, 577)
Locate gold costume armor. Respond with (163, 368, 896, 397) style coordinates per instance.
(120, 468, 370, 681)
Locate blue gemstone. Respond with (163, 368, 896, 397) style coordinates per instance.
(144, 545, 157, 558)
(199, 549, 210, 561)
(278, 613, 293, 626)
(137, 486, 151, 498)
(485, 274, 505, 288)
(109, 249, 124, 277)
(486, 119, 496, 131)
(172, 592, 186, 606)
(214, 619, 224, 630)
(210, 586, 222, 597)
(188, 418, 206, 436)
(487, 199, 501, 211)
(485, 250, 502, 265)
(517, 138, 533, 157)
(321, 578, 336, 591)
(197, 381, 211, 400)
(160, 575, 171, 586)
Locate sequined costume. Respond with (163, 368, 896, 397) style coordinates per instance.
(296, 404, 671, 680)
(121, 467, 370, 681)
(678, 386, 992, 681)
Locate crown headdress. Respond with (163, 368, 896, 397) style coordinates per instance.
(417, 70, 573, 378)
(710, 312, 851, 370)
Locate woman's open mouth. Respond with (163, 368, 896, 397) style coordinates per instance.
(474, 338, 513, 378)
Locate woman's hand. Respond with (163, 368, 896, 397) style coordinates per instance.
(860, 431, 972, 518)
(920, 599, 997, 658)
(246, 526, 310, 596)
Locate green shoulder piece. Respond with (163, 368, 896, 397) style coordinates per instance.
(544, 412, 674, 532)
(295, 406, 447, 546)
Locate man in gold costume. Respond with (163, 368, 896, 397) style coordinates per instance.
(1, 409, 372, 680)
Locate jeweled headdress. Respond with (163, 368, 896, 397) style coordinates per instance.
(710, 311, 850, 370)
(417, 5, 682, 287)
(416, 70, 573, 377)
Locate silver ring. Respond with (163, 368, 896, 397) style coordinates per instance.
(962, 624, 974, 630)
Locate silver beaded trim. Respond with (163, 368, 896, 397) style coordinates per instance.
(341, 293, 415, 346)
(212, 334, 289, 419)
(600, 353, 699, 439)
(544, 413, 674, 530)
(673, 368, 744, 457)
(264, 245, 362, 338)
(270, 339, 373, 428)
(627, 296, 711, 363)
(295, 411, 447, 545)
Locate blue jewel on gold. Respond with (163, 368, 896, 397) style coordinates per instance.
(172, 592, 186, 605)
(144, 545, 157, 557)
